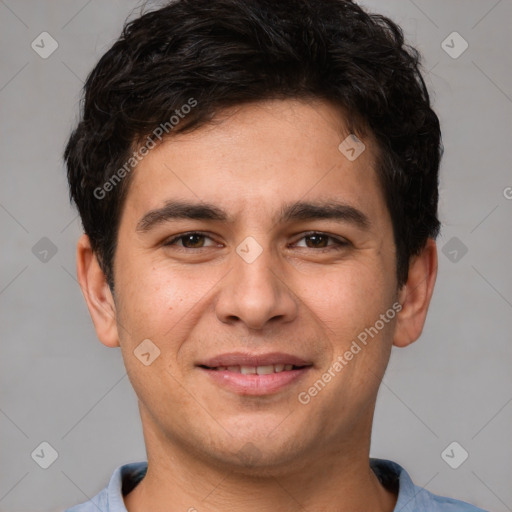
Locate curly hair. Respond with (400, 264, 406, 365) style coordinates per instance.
(64, 0, 442, 290)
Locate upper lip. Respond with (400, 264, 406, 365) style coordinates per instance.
(197, 352, 313, 368)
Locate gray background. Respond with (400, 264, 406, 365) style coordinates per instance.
(1, 1, 511, 511)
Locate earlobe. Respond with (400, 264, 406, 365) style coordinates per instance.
(76, 234, 120, 348)
(393, 238, 438, 348)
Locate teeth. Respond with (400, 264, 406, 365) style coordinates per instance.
(214, 364, 297, 373)
(256, 365, 274, 375)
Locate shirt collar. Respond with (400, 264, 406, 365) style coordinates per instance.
(104, 458, 419, 511)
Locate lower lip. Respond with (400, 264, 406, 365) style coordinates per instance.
(198, 367, 312, 395)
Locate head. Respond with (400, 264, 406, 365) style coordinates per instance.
(66, 0, 441, 474)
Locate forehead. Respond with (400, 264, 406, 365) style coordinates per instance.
(123, 99, 386, 227)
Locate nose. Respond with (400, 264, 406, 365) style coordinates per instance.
(214, 242, 298, 331)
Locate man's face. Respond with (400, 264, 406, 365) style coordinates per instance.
(112, 99, 399, 473)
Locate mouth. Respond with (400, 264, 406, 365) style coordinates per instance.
(196, 354, 313, 395)
(198, 363, 310, 374)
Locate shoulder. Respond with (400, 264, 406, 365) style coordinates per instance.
(64, 461, 148, 512)
(370, 458, 488, 512)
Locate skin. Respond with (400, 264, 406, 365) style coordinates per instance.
(77, 99, 437, 512)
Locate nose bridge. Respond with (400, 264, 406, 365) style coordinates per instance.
(215, 238, 298, 330)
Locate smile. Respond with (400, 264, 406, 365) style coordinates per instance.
(198, 365, 312, 395)
(200, 364, 306, 374)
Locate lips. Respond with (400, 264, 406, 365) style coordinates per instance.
(197, 351, 312, 369)
(196, 352, 313, 395)
(208, 364, 296, 374)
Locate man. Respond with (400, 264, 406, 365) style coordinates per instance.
(63, 0, 486, 510)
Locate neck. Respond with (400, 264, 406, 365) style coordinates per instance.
(124, 407, 397, 512)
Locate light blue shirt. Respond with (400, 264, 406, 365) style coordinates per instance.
(65, 458, 487, 511)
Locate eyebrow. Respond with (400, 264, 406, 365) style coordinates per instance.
(136, 199, 371, 233)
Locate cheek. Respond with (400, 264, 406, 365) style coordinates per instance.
(113, 266, 194, 410)
(306, 261, 395, 334)
(114, 260, 179, 342)
(115, 259, 221, 351)
(302, 259, 397, 391)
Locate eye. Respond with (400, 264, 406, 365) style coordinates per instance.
(163, 232, 218, 249)
(293, 232, 349, 250)
(162, 231, 349, 251)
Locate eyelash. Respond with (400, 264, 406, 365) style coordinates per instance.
(162, 231, 349, 251)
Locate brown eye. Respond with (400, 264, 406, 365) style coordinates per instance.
(163, 232, 216, 249)
(294, 232, 349, 250)
(304, 234, 329, 248)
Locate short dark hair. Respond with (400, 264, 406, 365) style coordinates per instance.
(64, 0, 442, 291)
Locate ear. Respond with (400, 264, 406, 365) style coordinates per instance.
(393, 238, 438, 348)
(76, 233, 120, 348)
